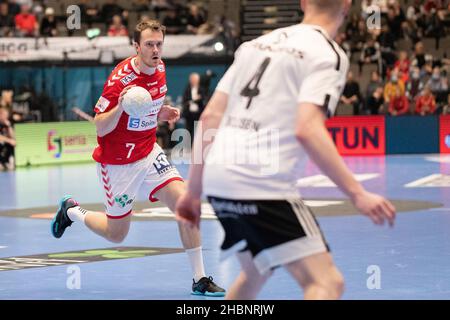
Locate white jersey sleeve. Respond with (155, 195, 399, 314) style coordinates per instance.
(297, 57, 345, 116)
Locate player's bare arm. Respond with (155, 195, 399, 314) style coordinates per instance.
(296, 102, 396, 226)
(94, 85, 135, 137)
(175, 91, 228, 228)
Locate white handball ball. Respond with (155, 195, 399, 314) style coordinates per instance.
(121, 86, 153, 118)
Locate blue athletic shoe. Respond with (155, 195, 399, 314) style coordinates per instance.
(191, 276, 226, 297)
(51, 196, 78, 239)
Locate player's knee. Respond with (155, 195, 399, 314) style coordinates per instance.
(303, 269, 344, 299)
(241, 269, 273, 286)
(328, 272, 345, 298)
(319, 270, 345, 299)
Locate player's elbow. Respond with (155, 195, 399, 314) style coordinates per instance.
(295, 127, 314, 143)
(94, 115, 109, 137)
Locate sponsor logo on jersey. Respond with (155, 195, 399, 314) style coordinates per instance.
(148, 96, 165, 114)
(114, 194, 133, 208)
(149, 87, 158, 96)
(120, 72, 137, 86)
(159, 84, 167, 94)
(95, 96, 110, 112)
(157, 64, 165, 72)
(127, 115, 158, 131)
(147, 81, 158, 86)
(153, 152, 175, 175)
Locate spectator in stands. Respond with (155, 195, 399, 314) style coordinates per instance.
(152, 0, 172, 19)
(163, 8, 185, 34)
(351, 19, 369, 53)
(358, 37, 382, 75)
(436, 93, 450, 115)
(40, 7, 57, 37)
(107, 14, 128, 36)
(411, 41, 434, 74)
(424, 0, 439, 14)
(335, 32, 351, 59)
(426, 67, 449, 103)
(182, 73, 206, 145)
(388, 88, 409, 116)
(14, 4, 38, 37)
(79, 0, 100, 28)
(406, 66, 426, 100)
(101, 0, 128, 27)
(30, 0, 43, 21)
(0, 1, 15, 36)
(366, 70, 383, 102)
(0, 107, 16, 171)
(345, 13, 359, 40)
(367, 86, 385, 115)
(384, 70, 405, 104)
(405, 0, 424, 44)
(217, 14, 240, 54)
(415, 86, 437, 115)
(386, 3, 406, 41)
(186, 4, 207, 35)
(340, 71, 362, 115)
(426, 8, 446, 49)
(132, 0, 151, 15)
(377, 24, 397, 78)
(394, 51, 411, 83)
(8, 0, 20, 16)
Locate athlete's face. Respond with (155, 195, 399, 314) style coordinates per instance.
(135, 29, 164, 68)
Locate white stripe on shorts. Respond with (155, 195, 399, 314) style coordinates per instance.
(288, 199, 320, 237)
(253, 235, 327, 275)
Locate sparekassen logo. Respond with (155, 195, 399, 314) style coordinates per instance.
(47, 130, 90, 158)
(47, 130, 62, 158)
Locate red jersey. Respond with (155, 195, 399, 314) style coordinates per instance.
(92, 56, 168, 165)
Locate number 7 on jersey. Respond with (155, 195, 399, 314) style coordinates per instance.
(126, 143, 135, 159)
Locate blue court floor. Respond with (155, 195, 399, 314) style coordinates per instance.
(0, 154, 449, 300)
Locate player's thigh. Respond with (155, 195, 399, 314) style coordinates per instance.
(284, 252, 343, 288)
(236, 250, 272, 281)
(153, 180, 185, 210)
(140, 143, 184, 210)
(97, 160, 147, 219)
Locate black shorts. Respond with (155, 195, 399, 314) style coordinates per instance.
(207, 196, 330, 275)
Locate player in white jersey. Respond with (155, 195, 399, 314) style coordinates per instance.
(176, 0, 396, 300)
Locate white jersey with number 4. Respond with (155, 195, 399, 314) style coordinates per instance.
(203, 24, 350, 199)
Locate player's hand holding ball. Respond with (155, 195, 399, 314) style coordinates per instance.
(120, 85, 154, 118)
(158, 105, 180, 124)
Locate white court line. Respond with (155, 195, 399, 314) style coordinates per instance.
(404, 174, 444, 187)
(425, 155, 450, 164)
(0, 246, 7, 249)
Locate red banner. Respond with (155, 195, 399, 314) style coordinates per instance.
(440, 115, 450, 154)
(326, 116, 385, 155)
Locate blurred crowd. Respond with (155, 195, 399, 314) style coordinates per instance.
(336, 0, 450, 116)
(0, 0, 238, 40)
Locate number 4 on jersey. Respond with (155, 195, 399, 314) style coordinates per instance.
(240, 57, 271, 109)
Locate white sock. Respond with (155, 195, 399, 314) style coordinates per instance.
(186, 246, 206, 282)
(67, 206, 87, 224)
